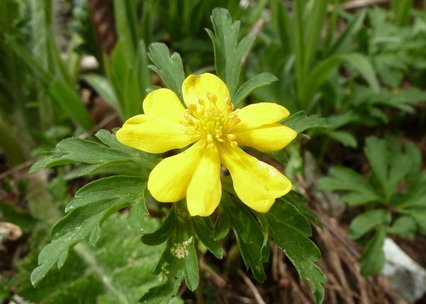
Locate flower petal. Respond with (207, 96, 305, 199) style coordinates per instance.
(233, 103, 290, 131)
(116, 114, 197, 153)
(235, 124, 297, 152)
(142, 88, 185, 121)
(186, 145, 222, 216)
(148, 142, 204, 202)
(219, 144, 292, 213)
(182, 73, 230, 110)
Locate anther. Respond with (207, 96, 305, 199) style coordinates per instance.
(207, 92, 217, 104)
(226, 134, 236, 140)
(230, 141, 238, 148)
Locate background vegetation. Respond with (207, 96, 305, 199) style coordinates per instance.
(1, 0, 425, 303)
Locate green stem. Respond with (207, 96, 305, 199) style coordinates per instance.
(0, 119, 29, 165)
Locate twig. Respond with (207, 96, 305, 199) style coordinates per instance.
(78, 112, 119, 139)
(241, 18, 264, 65)
(200, 256, 227, 288)
(340, 0, 389, 10)
(0, 159, 34, 180)
(237, 270, 267, 304)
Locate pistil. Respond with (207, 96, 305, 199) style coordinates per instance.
(180, 93, 240, 148)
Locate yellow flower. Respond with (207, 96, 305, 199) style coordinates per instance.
(116, 73, 297, 216)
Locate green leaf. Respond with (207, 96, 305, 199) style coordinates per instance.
(222, 194, 267, 282)
(325, 10, 366, 56)
(359, 225, 387, 276)
(17, 215, 165, 304)
(406, 208, 426, 231)
(267, 198, 326, 304)
(342, 53, 380, 92)
(299, 55, 342, 106)
(318, 166, 382, 205)
(31, 177, 144, 286)
(65, 176, 145, 212)
(364, 137, 412, 201)
(148, 43, 185, 99)
(282, 111, 329, 133)
(113, 0, 138, 60)
(142, 203, 199, 300)
(141, 208, 177, 246)
(30, 130, 158, 173)
(326, 130, 358, 148)
(233, 73, 277, 106)
(349, 209, 391, 240)
(389, 216, 417, 239)
(128, 195, 149, 231)
(207, 8, 254, 97)
(191, 216, 224, 259)
(139, 278, 182, 304)
(83, 74, 120, 116)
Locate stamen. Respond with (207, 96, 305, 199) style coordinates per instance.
(207, 92, 217, 105)
(180, 96, 241, 148)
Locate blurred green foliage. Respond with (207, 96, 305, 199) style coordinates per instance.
(1, 0, 426, 303)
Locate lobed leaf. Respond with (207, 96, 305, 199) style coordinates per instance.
(233, 73, 278, 106)
(318, 166, 382, 205)
(18, 215, 164, 304)
(283, 111, 329, 133)
(207, 8, 254, 98)
(31, 188, 138, 285)
(266, 198, 326, 304)
(30, 130, 159, 174)
(349, 209, 391, 240)
(359, 225, 387, 276)
(148, 43, 185, 100)
(221, 194, 268, 282)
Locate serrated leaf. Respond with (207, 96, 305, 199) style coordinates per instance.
(143, 203, 199, 300)
(282, 111, 329, 133)
(191, 216, 224, 259)
(233, 73, 278, 106)
(318, 166, 382, 205)
(65, 176, 145, 212)
(31, 183, 143, 286)
(280, 191, 322, 228)
(349, 209, 391, 240)
(128, 196, 148, 231)
(208, 8, 254, 97)
(360, 225, 387, 276)
(139, 278, 182, 304)
(18, 215, 165, 304)
(148, 43, 185, 99)
(266, 198, 326, 304)
(141, 208, 177, 246)
(30, 130, 158, 173)
(222, 194, 267, 282)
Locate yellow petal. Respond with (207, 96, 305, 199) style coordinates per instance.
(116, 114, 196, 153)
(142, 88, 185, 121)
(219, 144, 292, 212)
(233, 103, 290, 131)
(235, 124, 297, 152)
(148, 142, 204, 202)
(186, 145, 221, 216)
(182, 73, 230, 110)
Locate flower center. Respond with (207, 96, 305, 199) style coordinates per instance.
(180, 93, 240, 148)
